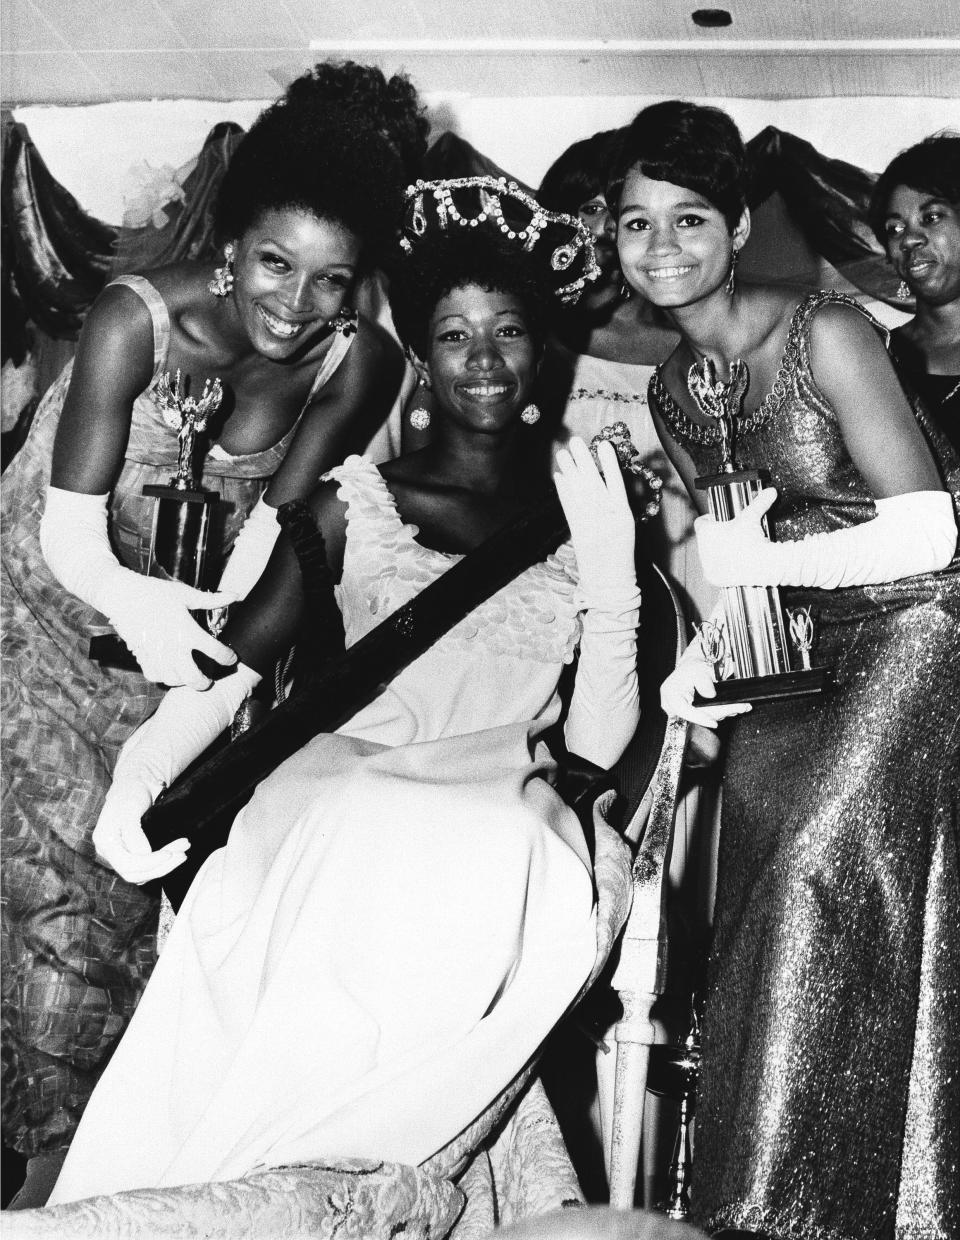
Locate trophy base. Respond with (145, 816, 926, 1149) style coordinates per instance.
(694, 664, 833, 706)
(646, 1043, 700, 1100)
(89, 633, 138, 670)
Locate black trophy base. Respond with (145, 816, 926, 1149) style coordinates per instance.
(89, 633, 138, 671)
(694, 664, 833, 706)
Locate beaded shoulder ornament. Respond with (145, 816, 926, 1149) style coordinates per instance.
(400, 176, 600, 304)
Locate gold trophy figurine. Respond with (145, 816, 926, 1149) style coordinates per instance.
(690, 357, 832, 704)
(144, 369, 224, 586)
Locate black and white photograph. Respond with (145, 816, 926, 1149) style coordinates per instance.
(1, 4, 958, 1237)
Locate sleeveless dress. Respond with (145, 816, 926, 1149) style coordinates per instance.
(558, 351, 711, 623)
(0, 275, 358, 1157)
(649, 291, 960, 1240)
(48, 455, 599, 1202)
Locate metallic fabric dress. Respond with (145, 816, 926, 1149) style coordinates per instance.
(0, 275, 357, 1157)
(649, 291, 960, 1240)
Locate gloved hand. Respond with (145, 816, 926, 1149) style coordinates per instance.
(660, 648, 753, 729)
(695, 486, 956, 589)
(554, 436, 639, 613)
(556, 437, 642, 768)
(660, 599, 753, 730)
(103, 574, 240, 687)
(93, 779, 190, 886)
(41, 486, 237, 688)
(92, 661, 260, 884)
(693, 487, 777, 588)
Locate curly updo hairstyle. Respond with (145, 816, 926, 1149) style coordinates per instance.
(607, 100, 749, 231)
(868, 132, 960, 247)
(387, 230, 553, 362)
(213, 69, 407, 271)
(537, 128, 624, 216)
(281, 60, 430, 182)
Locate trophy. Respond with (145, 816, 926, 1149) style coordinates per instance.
(689, 357, 832, 704)
(89, 370, 223, 670)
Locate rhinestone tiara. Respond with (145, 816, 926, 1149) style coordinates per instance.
(399, 175, 600, 304)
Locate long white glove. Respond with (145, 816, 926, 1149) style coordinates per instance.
(555, 437, 641, 769)
(93, 662, 261, 884)
(659, 599, 753, 730)
(216, 494, 282, 600)
(695, 487, 957, 590)
(40, 486, 238, 688)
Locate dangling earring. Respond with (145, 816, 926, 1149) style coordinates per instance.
(897, 279, 912, 301)
(208, 242, 235, 298)
(408, 378, 431, 431)
(619, 277, 632, 301)
(725, 246, 740, 297)
(520, 404, 541, 425)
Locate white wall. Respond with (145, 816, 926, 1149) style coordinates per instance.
(15, 94, 960, 227)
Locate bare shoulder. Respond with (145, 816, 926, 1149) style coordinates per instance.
(346, 310, 403, 367)
(806, 295, 887, 365)
(136, 261, 210, 310)
(304, 474, 351, 572)
(75, 279, 158, 386)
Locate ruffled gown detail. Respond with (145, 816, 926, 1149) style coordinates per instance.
(649, 291, 960, 1240)
(49, 456, 600, 1202)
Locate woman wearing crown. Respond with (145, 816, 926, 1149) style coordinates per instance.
(16, 181, 641, 1232)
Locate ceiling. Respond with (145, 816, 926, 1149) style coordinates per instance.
(3, 0, 960, 106)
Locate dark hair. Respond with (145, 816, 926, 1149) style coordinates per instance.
(388, 230, 553, 361)
(868, 131, 960, 245)
(213, 70, 406, 269)
(281, 60, 430, 182)
(537, 129, 624, 216)
(607, 100, 748, 230)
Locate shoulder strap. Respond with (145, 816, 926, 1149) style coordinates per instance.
(795, 288, 890, 348)
(304, 310, 359, 403)
(106, 274, 170, 380)
(145, 488, 570, 907)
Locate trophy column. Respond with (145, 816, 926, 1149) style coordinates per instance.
(687, 358, 831, 704)
(89, 371, 223, 672)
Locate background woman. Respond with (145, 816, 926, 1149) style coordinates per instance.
(870, 131, 960, 454)
(536, 131, 711, 622)
(614, 100, 958, 1239)
(1, 68, 407, 1201)
(41, 209, 641, 1224)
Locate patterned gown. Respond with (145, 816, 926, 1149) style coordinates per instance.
(0, 274, 357, 1157)
(648, 291, 960, 1240)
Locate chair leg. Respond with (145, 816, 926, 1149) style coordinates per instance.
(607, 982, 657, 1209)
(608, 1037, 650, 1208)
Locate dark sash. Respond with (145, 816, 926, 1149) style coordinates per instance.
(144, 489, 572, 907)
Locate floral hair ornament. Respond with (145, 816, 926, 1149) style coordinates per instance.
(400, 176, 600, 304)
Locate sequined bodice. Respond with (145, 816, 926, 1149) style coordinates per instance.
(649, 291, 885, 540)
(329, 456, 581, 664)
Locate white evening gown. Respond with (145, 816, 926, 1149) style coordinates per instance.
(557, 351, 711, 622)
(49, 456, 601, 1204)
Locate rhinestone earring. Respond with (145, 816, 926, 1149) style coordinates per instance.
(725, 246, 740, 297)
(896, 279, 912, 301)
(520, 404, 541, 425)
(208, 242, 235, 298)
(408, 378, 431, 430)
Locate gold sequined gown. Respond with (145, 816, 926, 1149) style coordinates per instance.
(649, 292, 960, 1240)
